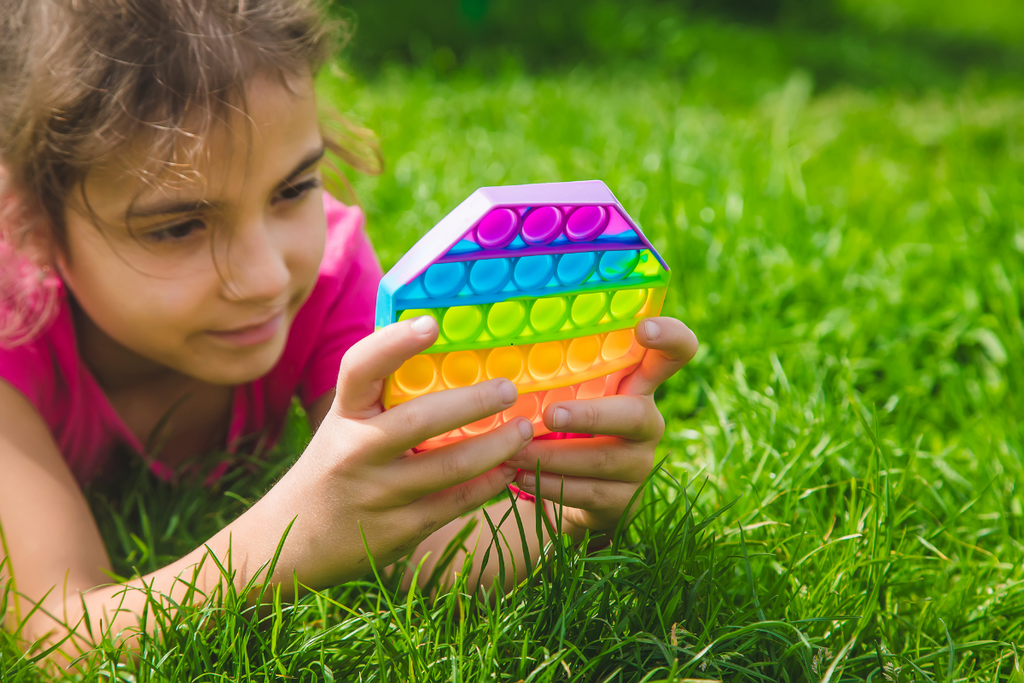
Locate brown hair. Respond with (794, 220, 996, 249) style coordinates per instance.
(0, 0, 381, 344)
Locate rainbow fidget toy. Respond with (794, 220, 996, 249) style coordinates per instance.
(376, 180, 670, 449)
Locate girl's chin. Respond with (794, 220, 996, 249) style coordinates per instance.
(194, 329, 290, 385)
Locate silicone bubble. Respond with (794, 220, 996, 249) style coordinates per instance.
(602, 328, 635, 361)
(512, 254, 555, 291)
(502, 392, 540, 423)
(462, 413, 500, 436)
(542, 385, 575, 411)
(576, 376, 608, 400)
(528, 341, 564, 381)
(634, 251, 663, 277)
(442, 305, 485, 342)
(487, 300, 527, 339)
(566, 335, 601, 373)
(423, 261, 467, 298)
(566, 205, 609, 242)
(570, 291, 608, 328)
(610, 288, 648, 320)
(555, 251, 598, 286)
(398, 308, 437, 323)
(485, 346, 524, 381)
(394, 354, 436, 395)
(521, 206, 563, 245)
(441, 350, 482, 387)
(598, 249, 640, 281)
(529, 296, 569, 334)
(468, 257, 512, 294)
(475, 208, 520, 249)
(417, 430, 456, 449)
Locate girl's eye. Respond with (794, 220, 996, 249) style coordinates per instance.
(277, 177, 322, 203)
(146, 219, 206, 243)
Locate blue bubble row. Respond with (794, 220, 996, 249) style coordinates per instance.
(394, 250, 663, 310)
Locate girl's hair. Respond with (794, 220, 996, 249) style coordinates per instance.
(0, 0, 381, 347)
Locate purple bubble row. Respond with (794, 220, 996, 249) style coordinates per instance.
(473, 205, 615, 249)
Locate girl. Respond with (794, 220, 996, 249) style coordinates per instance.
(0, 0, 698, 664)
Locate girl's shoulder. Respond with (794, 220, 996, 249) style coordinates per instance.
(0, 283, 74, 424)
(319, 192, 379, 280)
(0, 283, 127, 483)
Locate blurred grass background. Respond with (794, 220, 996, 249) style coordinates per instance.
(4, 0, 1023, 680)
(320, 0, 1024, 678)
(334, 0, 1024, 86)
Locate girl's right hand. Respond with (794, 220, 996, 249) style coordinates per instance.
(238, 315, 532, 589)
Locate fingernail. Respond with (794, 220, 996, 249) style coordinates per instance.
(552, 407, 570, 430)
(517, 418, 534, 441)
(499, 380, 518, 405)
(410, 315, 436, 334)
(501, 464, 517, 479)
(643, 319, 661, 341)
(520, 473, 536, 489)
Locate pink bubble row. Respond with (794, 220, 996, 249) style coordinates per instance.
(412, 372, 628, 451)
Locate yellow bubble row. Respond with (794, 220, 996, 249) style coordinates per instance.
(412, 372, 626, 451)
(384, 328, 643, 408)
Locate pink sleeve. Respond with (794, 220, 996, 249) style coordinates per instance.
(297, 196, 383, 406)
(0, 341, 56, 423)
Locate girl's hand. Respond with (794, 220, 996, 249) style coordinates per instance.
(505, 317, 698, 535)
(241, 316, 532, 589)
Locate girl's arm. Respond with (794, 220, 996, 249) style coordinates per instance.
(0, 380, 117, 652)
(0, 380, 304, 657)
(0, 317, 532, 664)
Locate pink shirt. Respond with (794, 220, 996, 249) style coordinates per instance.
(0, 193, 381, 486)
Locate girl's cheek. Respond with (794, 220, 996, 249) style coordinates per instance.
(292, 202, 327, 280)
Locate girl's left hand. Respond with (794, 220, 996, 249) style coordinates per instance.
(506, 317, 699, 535)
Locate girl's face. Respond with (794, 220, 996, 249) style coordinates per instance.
(59, 75, 327, 386)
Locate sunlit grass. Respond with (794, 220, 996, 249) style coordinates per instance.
(3, 19, 1024, 682)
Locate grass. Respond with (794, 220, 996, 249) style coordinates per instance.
(3, 13, 1024, 683)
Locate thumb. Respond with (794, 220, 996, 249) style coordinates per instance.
(333, 315, 438, 419)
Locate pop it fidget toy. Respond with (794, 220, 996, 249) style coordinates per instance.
(376, 180, 670, 449)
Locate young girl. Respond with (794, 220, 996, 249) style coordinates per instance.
(0, 0, 697, 663)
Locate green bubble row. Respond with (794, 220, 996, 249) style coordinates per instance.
(399, 286, 657, 349)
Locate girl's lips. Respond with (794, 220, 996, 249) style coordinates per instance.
(207, 312, 284, 346)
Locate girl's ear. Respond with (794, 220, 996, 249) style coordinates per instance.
(27, 233, 60, 275)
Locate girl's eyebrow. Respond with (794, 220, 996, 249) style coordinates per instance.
(279, 144, 327, 186)
(127, 144, 327, 219)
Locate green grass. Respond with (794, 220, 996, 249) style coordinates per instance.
(4, 15, 1024, 683)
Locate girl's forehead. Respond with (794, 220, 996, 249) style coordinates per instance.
(78, 76, 321, 217)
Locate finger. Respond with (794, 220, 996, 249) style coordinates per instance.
(369, 378, 520, 455)
(412, 461, 521, 524)
(390, 418, 534, 502)
(506, 435, 652, 482)
(333, 316, 439, 419)
(618, 317, 699, 396)
(541, 394, 664, 442)
(513, 471, 639, 517)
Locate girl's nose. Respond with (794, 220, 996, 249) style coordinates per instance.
(221, 216, 291, 304)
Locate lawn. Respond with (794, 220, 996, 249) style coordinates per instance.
(3, 9, 1024, 683)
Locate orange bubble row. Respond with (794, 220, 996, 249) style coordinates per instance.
(385, 328, 643, 407)
(412, 372, 626, 451)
